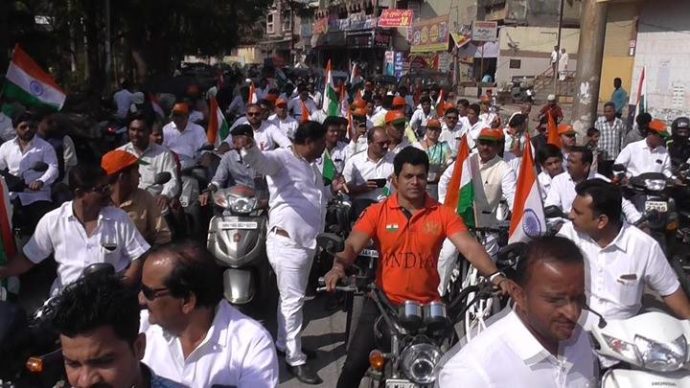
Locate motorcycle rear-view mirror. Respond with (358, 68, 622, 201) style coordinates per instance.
(82, 263, 115, 278)
(316, 233, 345, 255)
(198, 144, 214, 152)
(153, 172, 172, 185)
(612, 164, 626, 173)
(31, 161, 49, 172)
(544, 205, 566, 219)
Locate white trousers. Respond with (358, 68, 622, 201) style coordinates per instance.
(266, 229, 315, 366)
(437, 234, 500, 296)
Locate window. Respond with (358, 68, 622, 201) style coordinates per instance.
(282, 12, 292, 31)
(267, 13, 274, 34)
(509, 59, 521, 69)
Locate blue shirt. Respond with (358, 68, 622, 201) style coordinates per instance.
(611, 87, 628, 114)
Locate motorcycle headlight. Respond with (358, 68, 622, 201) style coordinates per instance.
(228, 194, 257, 214)
(400, 343, 442, 385)
(635, 334, 688, 372)
(645, 179, 667, 191)
(603, 334, 641, 365)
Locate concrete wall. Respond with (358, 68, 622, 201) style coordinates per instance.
(631, 0, 690, 120)
(494, 26, 580, 85)
(599, 2, 640, 104)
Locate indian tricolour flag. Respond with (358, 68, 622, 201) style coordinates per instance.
(3, 44, 66, 111)
(509, 135, 546, 243)
(634, 66, 647, 119)
(0, 177, 15, 300)
(207, 96, 229, 147)
(443, 135, 475, 227)
(248, 82, 258, 104)
(322, 60, 340, 117)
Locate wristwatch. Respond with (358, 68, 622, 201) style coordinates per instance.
(488, 271, 506, 283)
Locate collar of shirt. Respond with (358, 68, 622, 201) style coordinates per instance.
(12, 136, 36, 150)
(503, 309, 562, 367)
(386, 192, 437, 211)
(478, 155, 501, 169)
(161, 303, 227, 358)
(65, 201, 116, 224)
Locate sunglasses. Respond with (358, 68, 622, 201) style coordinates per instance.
(141, 284, 172, 300)
(247, 112, 262, 117)
(563, 133, 576, 138)
(90, 183, 112, 195)
(445, 116, 458, 120)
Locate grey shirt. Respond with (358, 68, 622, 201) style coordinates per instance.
(211, 150, 256, 189)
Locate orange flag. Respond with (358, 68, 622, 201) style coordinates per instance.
(301, 100, 310, 123)
(546, 111, 562, 148)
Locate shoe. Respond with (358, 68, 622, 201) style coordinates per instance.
(276, 347, 317, 359)
(286, 363, 323, 385)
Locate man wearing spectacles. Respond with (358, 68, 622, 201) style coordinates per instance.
(439, 107, 468, 158)
(385, 110, 412, 155)
(218, 103, 291, 154)
(0, 164, 150, 296)
(139, 241, 278, 388)
(343, 126, 394, 205)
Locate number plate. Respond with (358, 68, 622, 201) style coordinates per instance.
(645, 201, 668, 213)
(219, 221, 258, 230)
(385, 379, 416, 388)
(360, 249, 379, 258)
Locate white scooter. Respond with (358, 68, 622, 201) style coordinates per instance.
(591, 310, 690, 387)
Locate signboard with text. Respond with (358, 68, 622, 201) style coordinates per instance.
(410, 15, 449, 53)
(378, 9, 414, 28)
(471, 21, 498, 42)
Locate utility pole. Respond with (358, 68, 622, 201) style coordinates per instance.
(554, 0, 565, 94)
(571, 0, 608, 134)
(104, 0, 112, 95)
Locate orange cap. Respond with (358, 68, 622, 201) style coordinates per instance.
(352, 107, 368, 117)
(265, 94, 278, 104)
(426, 118, 442, 129)
(649, 119, 669, 137)
(101, 150, 146, 176)
(275, 97, 288, 107)
(385, 110, 406, 125)
(557, 124, 576, 135)
(392, 96, 406, 107)
(477, 128, 504, 142)
(172, 102, 189, 115)
(437, 101, 454, 117)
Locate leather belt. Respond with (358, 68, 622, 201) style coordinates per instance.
(272, 227, 290, 238)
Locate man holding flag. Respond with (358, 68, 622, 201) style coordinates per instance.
(323, 147, 509, 388)
(437, 129, 517, 294)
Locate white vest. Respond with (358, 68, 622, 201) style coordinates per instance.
(471, 155, 511, 227)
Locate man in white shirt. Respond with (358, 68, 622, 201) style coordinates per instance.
(288, 85, 317, 121)
(0, 164, 150, 295)
(235, 121, 344, 384)
(346, 108, 374, 158)
(558, 179, 690, 326)
(219, 103, 292, 154)
(466, 103, 485, 149)
(317, 116, 348, 178)
(439, 107, 466, 157)
(438, 236, 597, 388)
(343, 126, 394, 205)
(0, 111, 59, 230)
(537, 144, 564, 201)
(113, 80, 135, 120)
(139, 241, 278, 388)
(226, 86, 248, 118)
(269, 97, 299, 138)
(410, 96, 436, 137)
(162, 102, 209, 170)
(118, 113, 179, 208)
(615, 118, 672, 178)
(437, 128, 516, 294)
(308, 82, 322, 109)
(546, 146, 641, 223)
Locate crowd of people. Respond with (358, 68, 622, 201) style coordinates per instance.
(0, 68, 689, 388)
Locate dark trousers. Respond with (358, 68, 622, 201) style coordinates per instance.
(337, 297, 382, 388)
(12, 199, 54, 234)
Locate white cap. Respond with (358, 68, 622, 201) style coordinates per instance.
(547, 94, 556, 101)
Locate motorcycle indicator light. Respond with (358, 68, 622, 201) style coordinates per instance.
(635, 334, 688, 372)
(369, 349, 386, 371)
(25, 356, 44, 374)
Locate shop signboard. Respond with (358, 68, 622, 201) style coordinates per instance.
(378, 9, 414, 28)
(471, 21, 498, 42)
(410, 15, 449, 53)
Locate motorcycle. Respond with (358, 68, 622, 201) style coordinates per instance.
(178, 144, 215, 238)
(206, 184, 272, 306)
(590, 310, 690, 387)
(0, 161, 50, 244)
(0, 263, 115, 388)
(315, 233, 511, 387)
